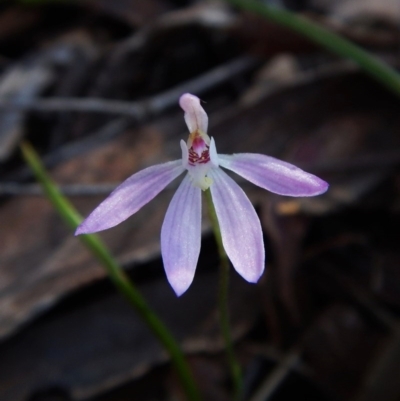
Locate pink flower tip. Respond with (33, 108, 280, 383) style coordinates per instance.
(74, 223, 91, 236)
(179, 93, 201, 112)
(167, 269, 195, 297)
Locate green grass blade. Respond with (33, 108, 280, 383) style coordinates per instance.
(20, 142, 202, 401)
(226, 0, 400, 97)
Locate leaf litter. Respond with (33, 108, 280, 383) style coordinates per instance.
(1, 0, 400, 400)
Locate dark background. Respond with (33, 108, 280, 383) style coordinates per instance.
(0, 0, 400, 400)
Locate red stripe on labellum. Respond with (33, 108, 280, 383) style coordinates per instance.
(188, 146, 210, 166)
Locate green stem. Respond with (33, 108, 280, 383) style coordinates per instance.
(225, 0, 400, 97)
(21, 142, 202, 401)
(204, 189, 243, 400)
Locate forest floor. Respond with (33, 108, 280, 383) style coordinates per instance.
(1, 1, 400, 400)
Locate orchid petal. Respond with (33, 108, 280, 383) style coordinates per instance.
(161, 173, 201, 296)
(209, 168, 264, 283)
(75, 161, 184, 234)
(179, 93, 208, 134)
(209, 137, 219, 167)
(218, 153, 328, 196)
(180, 139, 189, 169)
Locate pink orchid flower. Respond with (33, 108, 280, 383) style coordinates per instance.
(76, 94, 328, 296)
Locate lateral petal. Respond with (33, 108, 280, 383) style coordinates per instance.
(209, 168, 264, 283)
(219, 153, 328, 196)
(75, 161, 184, 234)
(209, 137, 219, 167)
(161, 174, 202, 296)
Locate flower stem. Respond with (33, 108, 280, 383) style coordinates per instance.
(21, 142, 202, 401)
(204, 189, 243, 400)
(225, 0, 400, 97)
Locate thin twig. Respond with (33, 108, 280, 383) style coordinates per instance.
(0, 97, 144, 117)
(0, 56, 258, 117)
(0, 183, 117, 196)
(5, 56, 258, 181)
(248, 348, 301, 401)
